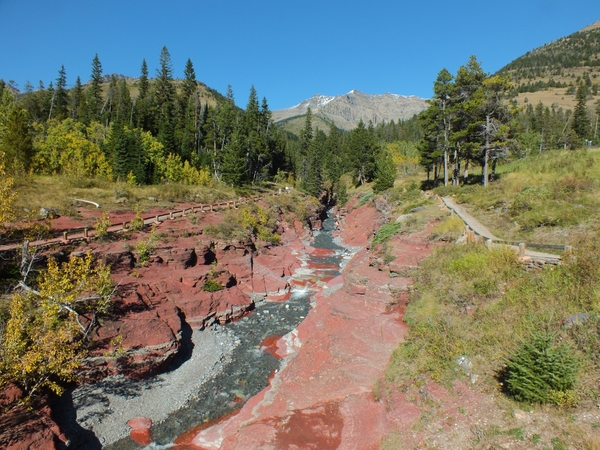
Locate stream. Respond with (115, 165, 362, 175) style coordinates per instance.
(106, 210, 349, 449)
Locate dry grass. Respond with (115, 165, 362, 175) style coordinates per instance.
(11, 175, 238, 220)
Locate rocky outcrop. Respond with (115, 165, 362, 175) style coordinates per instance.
(181, 202, 437, 449)
(78, 205, 316, 380)
(0, 385, 68, 450)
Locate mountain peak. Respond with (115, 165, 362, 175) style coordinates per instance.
(274, 91, 428, 131)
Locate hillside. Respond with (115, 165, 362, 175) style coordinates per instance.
(272, 90, 428, 132)
(497, 19, 600, 110)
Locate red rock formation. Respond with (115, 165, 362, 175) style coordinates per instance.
(0, 385, 68, 450)
(173, 202, 436, 449)
(127, 417, 153, 446)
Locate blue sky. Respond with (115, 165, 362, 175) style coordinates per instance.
(1, 1, 599, 110)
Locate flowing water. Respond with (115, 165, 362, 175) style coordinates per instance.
(107, 210, 349, 449)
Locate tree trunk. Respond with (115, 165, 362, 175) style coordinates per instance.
(483, 114, 490, 187)
(444, 150, 448, 186)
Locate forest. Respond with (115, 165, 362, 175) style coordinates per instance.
(0, 46, 422, 208)
(417, 56, 600, 188)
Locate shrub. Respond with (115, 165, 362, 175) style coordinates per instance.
(359, 193, 374, 206)
(94, 212, 112, 240)
(129, 204, 145, 231)
(202, 279, 224, 292)
(372, 222, 401, 245)
(429, 216, 465, 241)
(503, 330, 579, 405)
(134, 224, 158, 266)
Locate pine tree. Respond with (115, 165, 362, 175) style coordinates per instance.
(304, 129, 325, 197)
(101, 75, 117, 126)
(373, 150, 396, 193)
(298, 108, 313, 182)
(53, 65, 69, 120)
(220, 125, 248, 186)
(0, 106, 34, 174)
(154, 47, 176, 155)
(244, 86, 269, 182)
(572, 82, 590, 142)
(134, 59, 152, 132)
(115, 79, 132, 125)
(71, 76, 84, 120)
(504, 330, 578, 404)
(178, 59, 198, 161)
(85, 54, 103, 123)
(347, 119, 378, 185)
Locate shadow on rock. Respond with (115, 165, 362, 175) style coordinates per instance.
(51, 387, 102, 450)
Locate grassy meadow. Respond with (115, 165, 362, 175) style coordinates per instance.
(379, 148, 600, 447)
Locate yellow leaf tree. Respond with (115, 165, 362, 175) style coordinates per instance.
(1, 252, 114, 400)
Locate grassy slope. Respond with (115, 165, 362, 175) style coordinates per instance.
(380, 150, 600, 448)
(433, 148, 600, 245)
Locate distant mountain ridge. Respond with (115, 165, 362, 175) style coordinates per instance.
(272, 90, 428, 131)
(496, 19, 600, 110)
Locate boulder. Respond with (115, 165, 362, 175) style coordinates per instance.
(99, 251, 135, 273)
(156, 248, 197, 270)
(127, 417, 153, 446)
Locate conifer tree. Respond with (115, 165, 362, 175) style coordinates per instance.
(303, 129, 325, 197)
(0, 106, 34, 174)
(572, 82, 590, 142)
(178, 59, 199, 161)
(373, 149, 396, 193)
(134, 59, 152, 132)
(71, 76, 84, 120)
(115, 79, 132, 126)
(220, 125, 248, 186)
(154, 47, 176, 155)
(85, 54, 103, 123)
(53, 65, 69, 120)
(347, 119, 378, 185)
(298, 108, 313, 182)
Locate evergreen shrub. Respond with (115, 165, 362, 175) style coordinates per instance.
(503, 330, 579, 405)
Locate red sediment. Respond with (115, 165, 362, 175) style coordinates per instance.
(127, 417, 153, 446)
(309, 247, 336, 257)
(260, 335, 283, 359)
(265, 291, 292, 302)
(129, 429, 153, 446)
(173, 410, 239, 448)
(271, 401, 344, 449)
(307, 261, 339, 270)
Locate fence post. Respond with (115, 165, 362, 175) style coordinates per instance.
(169, 212, 174, 220)
(63, 231, 68, 241)
(518, 242, 526, 259)
(83, 227, 88, 238)
(123, 222, 127, 231)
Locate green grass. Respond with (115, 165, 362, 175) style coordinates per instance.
(432, 149, 600, 245)
(386, 239, 600, 404)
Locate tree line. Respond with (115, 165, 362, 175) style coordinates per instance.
(0, 47, 424, 200)
(418, 56, 599, 188)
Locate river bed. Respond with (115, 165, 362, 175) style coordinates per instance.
(97, 210, 350, 449)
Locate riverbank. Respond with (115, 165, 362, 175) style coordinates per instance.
(165, 200, 436, 449)
(62, 326, 238, 447)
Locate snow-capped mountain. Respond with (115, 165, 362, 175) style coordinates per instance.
(272, 90, 429, 130)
